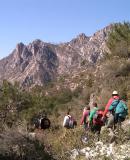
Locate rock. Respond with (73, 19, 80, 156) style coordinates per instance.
(28, 132, 36, 140)
(79, 149, 85, 155)
(85, 147, 91, 151)
(80, 147, 90, 155)
(122, 119, 130, 131)
(95, 141, 103, 146)
(85, 152, 90, 159)
(70, 149, 79, 160)
(70, 138, 130, 159)
(100, 126, 108, 134)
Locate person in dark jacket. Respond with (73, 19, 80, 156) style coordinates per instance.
(40, 114, 51, 129)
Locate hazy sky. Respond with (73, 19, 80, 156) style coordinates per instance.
(0, 0, 130, 59)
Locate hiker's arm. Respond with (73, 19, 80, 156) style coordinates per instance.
(80, 113, 85, 125)
(122, 102, 128, 115)
(103, 98, 113, 117)
(123, 103, 128, 110)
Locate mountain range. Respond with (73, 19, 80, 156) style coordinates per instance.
(0, 25, 112, 87)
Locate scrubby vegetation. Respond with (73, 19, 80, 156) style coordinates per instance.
(0, 22, 130, 160)
(106, 22, 130, 59)
(96, 22, 130, 104)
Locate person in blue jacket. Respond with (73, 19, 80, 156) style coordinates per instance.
(109, 98, 128, 127)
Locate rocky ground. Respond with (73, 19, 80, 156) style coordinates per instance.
(71, 141, 130, 160)
(70, 120, 130, 160)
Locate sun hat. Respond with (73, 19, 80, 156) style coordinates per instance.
(112, 90, 118, 95)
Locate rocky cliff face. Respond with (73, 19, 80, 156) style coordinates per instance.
(0, 40, 59, 87)
(0, 25, 112, 87)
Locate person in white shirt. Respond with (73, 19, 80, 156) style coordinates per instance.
(63, 111, 71, 128)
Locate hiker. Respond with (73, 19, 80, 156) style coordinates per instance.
(88, 102, 104, 134)
(108, 97, 128, 129)
(63, 111, 77, 129)
(80, 106, 90, 130)
(103, 91, 120, 118)
(40, 114, 51, 129)
(102, 91, 120, 128)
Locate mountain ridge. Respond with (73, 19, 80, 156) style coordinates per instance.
(0, 25, 112, 87)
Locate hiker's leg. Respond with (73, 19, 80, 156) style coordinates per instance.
(114, 114, 118, 124)
(118, 116, 125, 130)
(113, 114, 116, 130)
(106, 114, 114, 128)
(84, 123, 88, 131)
(97, 125, 101, 140)
(90, 123, 95, 133)
(103, 116, 107, 126)
(114, 113, 121, 130)
(73, 121, 77, 128)
(93, 125, 101, 140)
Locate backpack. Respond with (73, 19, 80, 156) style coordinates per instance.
(64, 116, 77, 129)
(69, 117, 77, 128)
(93, 110, 103, 125)
(109, 99, 120, 115)
(40, 117, 51, 129)
(109, 99, 128, 118)
(68, 117, 74, 128)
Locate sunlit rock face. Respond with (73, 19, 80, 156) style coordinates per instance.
(0, 25, 112, 87)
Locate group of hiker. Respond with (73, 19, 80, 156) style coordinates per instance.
(63, 90, 128, 134)
(33, 90, 128, 135)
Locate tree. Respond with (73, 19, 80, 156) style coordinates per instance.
(106, 22, 130, 58)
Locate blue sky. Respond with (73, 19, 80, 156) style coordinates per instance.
(0, 0, 130, 59)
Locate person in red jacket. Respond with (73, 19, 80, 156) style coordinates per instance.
(103, 90, 120, 128)
(80, 106, 90, 130)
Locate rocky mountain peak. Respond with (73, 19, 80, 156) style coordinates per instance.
(76, 33, 89, 41)
(0, 25, 113, 87)
(16, 42, 25, 54)
(70, 33, 89, 46)
(31, 39, 45, 47)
